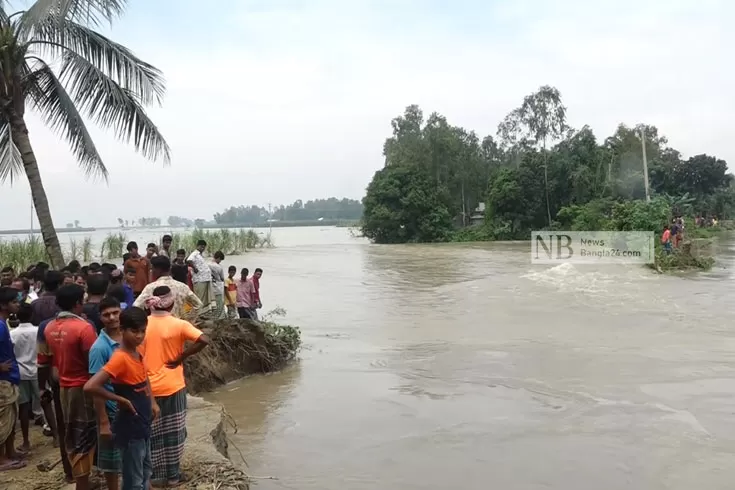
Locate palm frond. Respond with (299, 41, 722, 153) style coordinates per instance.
(59, 52, 170, 164)
(25, 61, 107, 180)
(22, 0, 128, 27)
(0, 122, 24, 184)
(32, 18, 165, 105)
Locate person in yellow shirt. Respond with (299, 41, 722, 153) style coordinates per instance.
(224, 266, 238, 319)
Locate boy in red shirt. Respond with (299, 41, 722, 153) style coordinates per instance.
(39, 284, 97, 490)
(661, 225, 672, 254)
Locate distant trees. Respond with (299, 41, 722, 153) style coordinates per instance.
(167, 216, 194, 227)
(137, 217, 162, 227)
(213, 198, 363, 225)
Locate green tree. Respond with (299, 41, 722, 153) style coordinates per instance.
(0, 1, 169, 267)
(500, 86, 568, 227)
(362, 164, 452, 243)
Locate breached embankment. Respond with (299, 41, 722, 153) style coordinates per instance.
(1, 317, 300, 490)
(180, 317, 301, 489)
(185, 317, 301, 393)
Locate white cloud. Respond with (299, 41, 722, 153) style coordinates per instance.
(0, 0, 731, 228)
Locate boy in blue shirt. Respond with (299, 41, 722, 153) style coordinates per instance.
(88, 296, 123, 490)
(85, 307, 159, 490)
(0, 286, 23, 471)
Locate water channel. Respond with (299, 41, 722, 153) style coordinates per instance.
(203, 227, 735, 490)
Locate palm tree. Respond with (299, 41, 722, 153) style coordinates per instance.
(0, 0, 170, 267)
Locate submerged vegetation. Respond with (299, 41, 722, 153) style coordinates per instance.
(0, 228, 274, 270)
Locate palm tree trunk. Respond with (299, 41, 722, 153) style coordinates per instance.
(11, 119, 65, 267)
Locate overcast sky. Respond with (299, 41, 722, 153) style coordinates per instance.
(0, 0, 731, 229)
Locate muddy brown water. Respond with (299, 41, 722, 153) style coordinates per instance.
(205, 227, 735, 490)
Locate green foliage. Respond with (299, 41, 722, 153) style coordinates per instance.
(0, 236, 47, 271)
(362, 164, 452, 243)
(170, 228, 273, 255)
(63, 236, 94, 263)
(363, 85, 734, 251)
(214, 198, 363, 225)
(66, 239, 80, 262)
(81, 237, 93, 263)
(650, 242, 714, 272)
(0, 228, 274, 271)
(556, 197, 670, 233)
(448, 225, 494, 242)
(100, 232, 127, 260)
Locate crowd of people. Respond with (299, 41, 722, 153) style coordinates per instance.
(0, 235, 267, 489)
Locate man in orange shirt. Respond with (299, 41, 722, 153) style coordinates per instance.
(39, 285, 98, 490)
(123, 242, 150, 298)
(139, 286, 209, 487)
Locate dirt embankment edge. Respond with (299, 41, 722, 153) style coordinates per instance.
(182, 396, 249, 489)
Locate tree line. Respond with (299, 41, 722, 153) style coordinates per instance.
(213, 198, 363, 225)
(361, 86, 733, 243)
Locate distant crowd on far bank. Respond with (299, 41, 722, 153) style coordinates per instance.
(0, 234, 265, 489)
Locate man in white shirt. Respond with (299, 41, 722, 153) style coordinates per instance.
(209, 251, 226, 319)
(10, 303, 42, 452)
(187, 239, 214, 317)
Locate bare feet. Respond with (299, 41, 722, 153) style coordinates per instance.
(0, 459, 26, 471)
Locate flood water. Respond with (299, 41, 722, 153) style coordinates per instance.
(205, 227, 735, 490)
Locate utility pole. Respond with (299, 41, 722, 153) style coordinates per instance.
(640, 130, 650, 202)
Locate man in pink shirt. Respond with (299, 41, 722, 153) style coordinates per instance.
(236, 268, 256, 320)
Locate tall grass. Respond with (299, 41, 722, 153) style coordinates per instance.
(0, 236, 48, 271)
(169, 228, 273, 255)
(100, 232, 127, 260)
(0, 228, 274, 271)
(66, 239, 80, 263)
(82, 237, 93, 263)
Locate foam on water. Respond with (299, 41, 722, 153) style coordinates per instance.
(521, 262, 622, 295)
